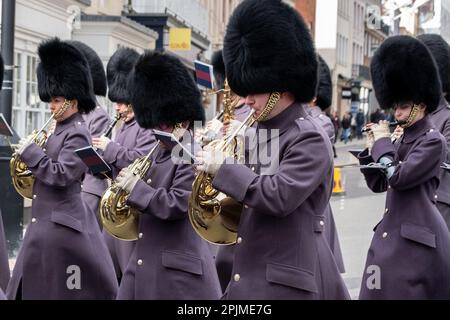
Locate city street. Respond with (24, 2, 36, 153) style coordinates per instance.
(332, 139, 385, 299)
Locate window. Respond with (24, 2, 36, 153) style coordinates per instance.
(12, 52, 49, 138)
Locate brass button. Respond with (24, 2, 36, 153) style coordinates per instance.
(382, 232, 388, 238)
(33, 195, 37, 199)
(137, 259, 143, 266)
(251, 167, 255, 172)
(244, 205, 249, 209)
(233, 274, 240, 282)
(31, 218, 37, 223)
(138, 233, 143, 239)
(299, 117, 305, 121)
(42, 148, 46, 152)
(146, 179, 152, 184)
(236, 237, 242, 244)
(435, 195, 438, 200)
(385, 208, 389, 213)
(319, 220, 324, 226)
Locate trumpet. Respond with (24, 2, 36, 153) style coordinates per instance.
(361, 121, 399, 133)
(10, 99, 72, 199)
(99, 141, 160, 240)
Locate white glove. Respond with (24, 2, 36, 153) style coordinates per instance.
(115, 167, 140, 193)
(207, 118, 223, 133)
(225, 119, 247, 136)
(365, 130, 375, 154)
(92, 135, 111, 151)
(195, 148, 226, 176)
(391, 125, 404, 142)
(371, 121, 391, 142)
(16, 136, 35, 156)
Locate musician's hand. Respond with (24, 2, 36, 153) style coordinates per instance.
(207, 118, 223, 132)
(371, 120, 391, 142)
(226, 119, 247, 136)
(365, 130, 375, 154)
(92, 135, 111, 151)
(195, 148, 226, 176)
(116, 167, 140, 193)
(391, 125, 404, 142)
(16, 136, 35, 156)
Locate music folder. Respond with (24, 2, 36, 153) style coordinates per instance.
(74, 146, 112, 175)
(0, 113, 14, 137)
(152, 129, 198, 164)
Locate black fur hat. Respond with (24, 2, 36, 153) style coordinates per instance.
(107, 47, 139, 103)
(370, 35, 441, 112)
(128, 51, 205, 129)
(211, 50, 226, 90)
(316, 55, 332, 110)
(37, 38, 96, 113)
(417, 33, 450, 102)
(223, 0, 318, 103)
(67, 41, 107, 97)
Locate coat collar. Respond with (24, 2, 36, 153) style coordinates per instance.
(402, 116, 435, 144)
(54, 113, 84, 136)
(257, 102, 306, 134)
(431, 95, 450, 115)
(306, 105, 322, 118)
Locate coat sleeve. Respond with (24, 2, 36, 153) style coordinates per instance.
(103, 128, 156, 169)
(127, 164, 194, 221)
(212, 129, 332, 218)
(20, 132, 89, 187)
(371, 134, 444, 191)
(357, 148, 388, 193)
(88, 109, 110, 138)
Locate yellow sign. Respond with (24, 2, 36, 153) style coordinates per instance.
(169, 28, 191, 51)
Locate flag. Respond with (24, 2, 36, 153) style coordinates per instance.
(169, 28, 191, 51)
(194, 60, 214, 89)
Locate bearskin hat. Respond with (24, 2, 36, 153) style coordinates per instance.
(223, 0, 318, 103)
(128, 51, 205, 129)
(370, 35, 441, 112)
(211, 50, 226, 90)
(67, 41, 107, 97)
(37, 38, 96, 113)
(417, 34, 450, 103)
(316, 55, 332, 110)
(107, 47, 139, 103)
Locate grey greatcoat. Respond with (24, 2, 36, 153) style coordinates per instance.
(212, 103, 349, 299)
(6, 113, 118, 299)
(358, 116, 450, 299)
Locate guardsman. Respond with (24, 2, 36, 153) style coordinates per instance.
(306, 55, 345, 273)
(358, 35, 450, 299)
(196, 0, 349, 299)
(6, 38, 117, 299)
(417, 34, 450, 230)
(68, 41, 111, 228)
(92, 48, 155, 283)
(115, 51, 221, 299)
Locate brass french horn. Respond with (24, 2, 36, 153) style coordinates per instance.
(99, 142, 160, 241)
(10, 99, 72, 199)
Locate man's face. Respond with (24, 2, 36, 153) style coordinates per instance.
(115, 103, 134, 122)
(244, 93, 271, 119)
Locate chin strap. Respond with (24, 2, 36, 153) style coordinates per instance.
(399, 104, 421, 129)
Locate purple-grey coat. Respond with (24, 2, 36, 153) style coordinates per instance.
(117, 144, 221, 299)
(101, 118, 156, 280)
(306, 106, 345, 273)
(212, 103, 349, 299)
(358, 116, 450, 299)
(81, 105, 110, 226)
(6, 113, 118, 299)
(429, 96, 450, 230)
